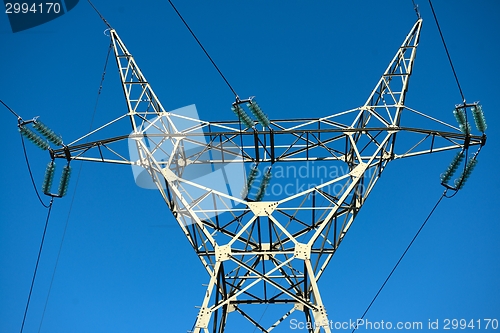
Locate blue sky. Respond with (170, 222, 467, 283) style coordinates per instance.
(1, 1, 499, 332)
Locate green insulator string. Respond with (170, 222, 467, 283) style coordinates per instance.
(471, 104, 487, 133)
(19, 126, 50, 150)
(453, 107, 470, 134)
(33, 120, 63, 146)
(247, 100, 270, 128)
(57, 165, 71, 197)
(241, 164, 259, 198)
(454, 158, 478, 190)
(440, 150, 464, 184)
(42, 161, 56, 195)
(231, 105, 254, 128)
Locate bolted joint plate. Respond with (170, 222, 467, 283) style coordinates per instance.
(195, 306, 211, 329)
(215, 244, 232, 262)
(247, 201, 279, 216)
(387, 124, 399, 134)
(294, 303, 305, 312)
(349, 162, 367, 179)
(294, 242, 310, 260)
(227, 302, 237, 313)
(313, 305, 330, 328)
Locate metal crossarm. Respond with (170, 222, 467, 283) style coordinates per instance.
(48, 18, 487, 333)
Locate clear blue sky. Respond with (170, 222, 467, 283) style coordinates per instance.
(1, 1, 499, 332)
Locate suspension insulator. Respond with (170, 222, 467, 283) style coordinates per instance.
(471, 104, 487, 133)
(255, 169, 272, 201)
(454, 158, 478, 189)
(57, 165, 71, 197)
(231, 105, 254, 128)
(453, 108, 466, 126)
(33, 120, 63, 146)
(453, 108, 470, 134)
(241, 165, 259, 198)
(247, 101, 270, 128)
(459, 123, 471, 135)
(247, 165, 258, 187)
(19, 126, 50, 150)
(440, 150, 465, 184)
(42, 161, 56, 195)
(240, 186, 249, 199)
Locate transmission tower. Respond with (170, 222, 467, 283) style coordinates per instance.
(30, 17, 485, 333)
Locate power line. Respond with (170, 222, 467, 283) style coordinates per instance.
(87, 0, 111, 28)
(2, 99, 48, 208)
(19, 197, 54, 333)
(0, 98, 22, 120)
(411, 0, 421, 19)
(166, 0, 239, 99)
(37, 39, 114, 333)
(19, 132, 51, 208)
(352, 191, 447, 333)
(87, 0, 240, 98)
(428, 0, 471, 194)
(428, 0, 466, 103)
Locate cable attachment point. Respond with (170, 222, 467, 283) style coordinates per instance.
(453, 102, 488, 137)
(19, 117, 63, 150)
(440, 101, 486, 192)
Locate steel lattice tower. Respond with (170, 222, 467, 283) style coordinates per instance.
(49, 18, 486, 333)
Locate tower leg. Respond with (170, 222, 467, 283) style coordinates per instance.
(193, 262, 220, 333)
(305, 259, 332, 333)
